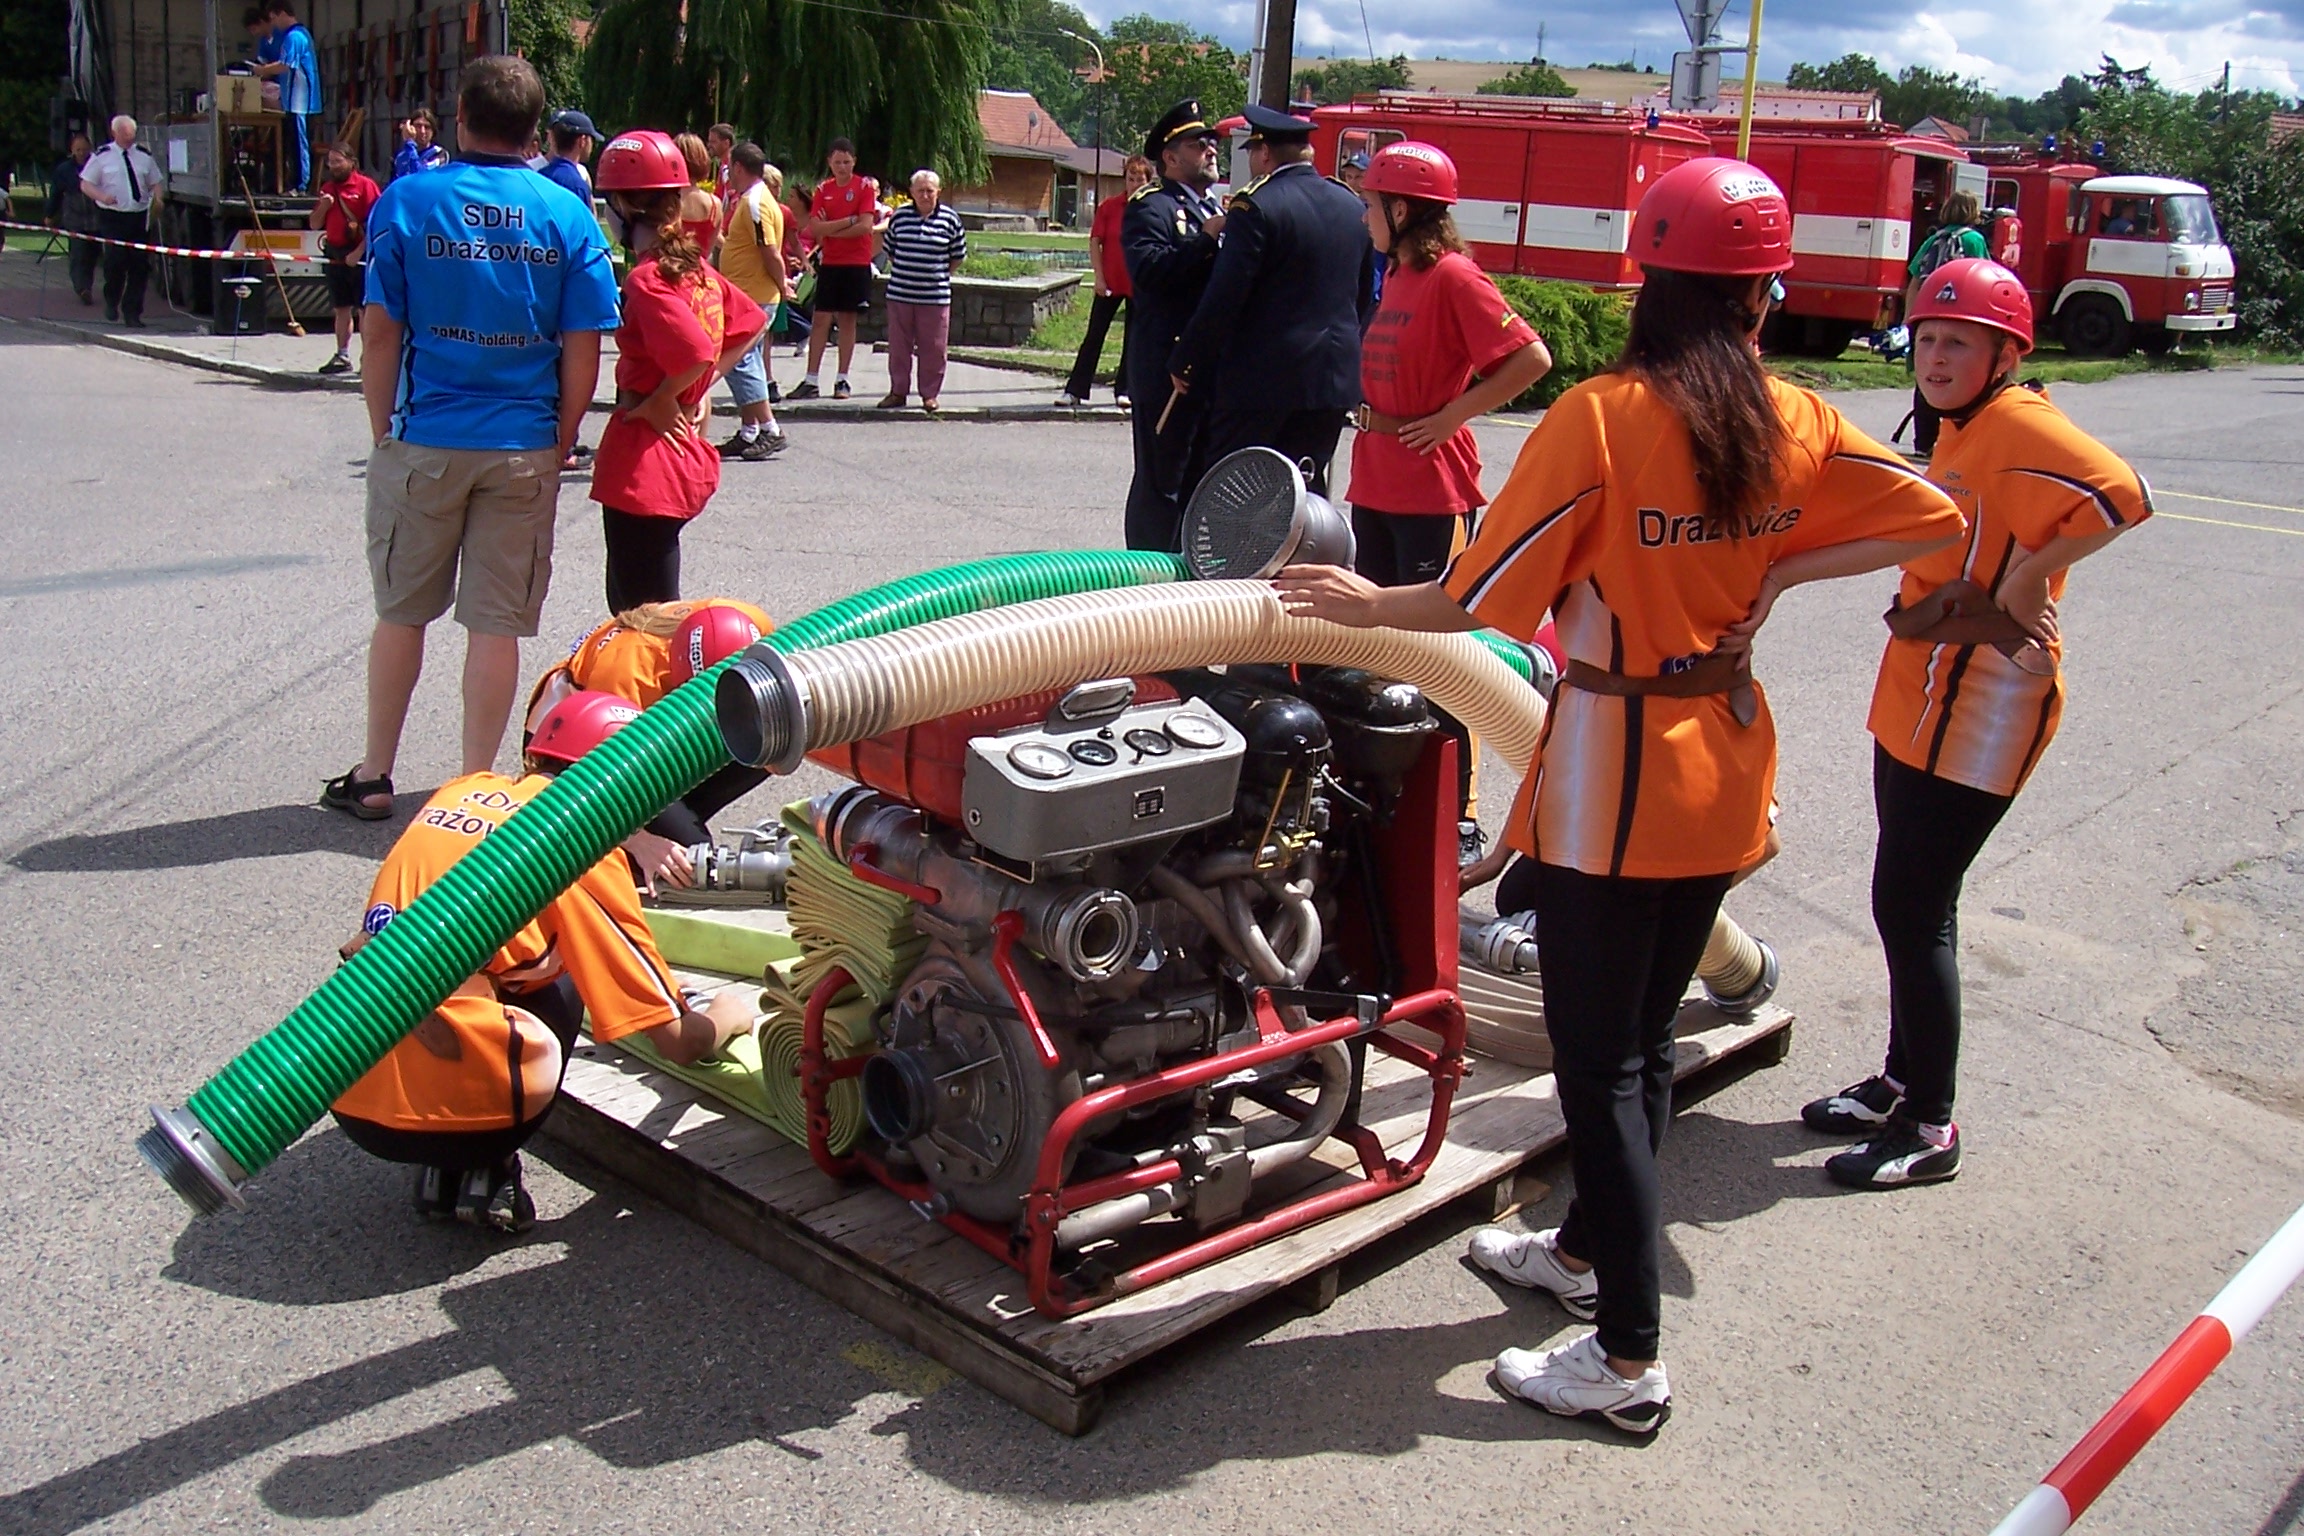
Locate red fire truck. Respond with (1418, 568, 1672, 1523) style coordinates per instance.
(1306, 94, 1712, 288)
(1961, 152, 2237, 355)
(1695, 119, 1985, 355)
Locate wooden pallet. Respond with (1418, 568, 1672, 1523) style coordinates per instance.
(545, 989, 1792, 1434)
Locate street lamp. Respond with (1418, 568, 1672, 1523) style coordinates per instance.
(1058, 27, 1107, 225)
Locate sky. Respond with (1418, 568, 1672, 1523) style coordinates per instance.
(1086, 0, 2303, 100)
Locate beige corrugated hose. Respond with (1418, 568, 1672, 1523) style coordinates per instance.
(724, 579, 1547, 774)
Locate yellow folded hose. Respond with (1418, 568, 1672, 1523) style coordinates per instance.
(720, 579, 1547, 777)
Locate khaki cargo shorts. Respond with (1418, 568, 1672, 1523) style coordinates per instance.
(366, 438, 562, 637)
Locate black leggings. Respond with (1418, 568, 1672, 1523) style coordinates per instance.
(644, 760, 773, 844)
(1535, 861, 1731, 1363)
(1351, 506, 1465, 588)
(1063, 292, 1129, 401)
(332, 976, 584, 1171)
(1872, 742, 2014, 1125)
(602, 507, 685, 613)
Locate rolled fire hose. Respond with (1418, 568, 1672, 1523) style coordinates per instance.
(138, 550, 1197, 1216)
(718, 580, 1547, 779)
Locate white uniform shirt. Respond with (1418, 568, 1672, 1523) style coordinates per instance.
(81, 142, 165, 215)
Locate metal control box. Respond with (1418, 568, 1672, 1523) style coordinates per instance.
(961, 699, 1246, 863)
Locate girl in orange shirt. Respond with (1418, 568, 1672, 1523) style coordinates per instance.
(1802, 260, 2149, 1188)
(1278, 158, 1962, 1432)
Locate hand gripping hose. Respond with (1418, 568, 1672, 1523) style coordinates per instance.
(718, 580, 1549, 778)
(139, 551, 1191, 1217)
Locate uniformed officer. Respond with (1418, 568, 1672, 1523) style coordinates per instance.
(1119, 99, 1227, 552)
(1167, 101, 1375, 499)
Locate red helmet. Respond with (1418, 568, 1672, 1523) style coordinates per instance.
(1907, 256, 2035, 353)
(596, 129, 689, 193)
(668, 602, 769, 686)
(528, 689, 642, 768)
(1364, 141, 1458, 204)
(1630, 156, 1793, 277)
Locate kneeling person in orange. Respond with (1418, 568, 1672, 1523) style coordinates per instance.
(525, 597, 775, 890)
(1277, 159, 1962, 1432)
(1803, 259, 2150, 1189)
(332, 689, 758, 1230)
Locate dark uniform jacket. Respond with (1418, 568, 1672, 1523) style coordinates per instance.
(1120, 176, 1222, 404)
(1167, 162, 1376, 414)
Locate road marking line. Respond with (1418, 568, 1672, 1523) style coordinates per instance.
(2158, 490, 2304, 519)
(2156, 511, 2304, 539)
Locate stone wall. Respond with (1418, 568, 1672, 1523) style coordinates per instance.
(851, 270, 1081, 347)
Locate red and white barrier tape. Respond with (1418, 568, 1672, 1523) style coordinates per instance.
(1989, 1198, 2304, 1535)
(0, 218, 310, 262)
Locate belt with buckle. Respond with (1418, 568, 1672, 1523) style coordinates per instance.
(1885, 579, 2055, 674)
(1560, 652, 1759, 728)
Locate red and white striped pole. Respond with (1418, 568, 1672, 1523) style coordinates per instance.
(1989, 1198, 2304, 1535)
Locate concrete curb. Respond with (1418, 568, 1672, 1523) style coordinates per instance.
(4, 311, 1132, 423)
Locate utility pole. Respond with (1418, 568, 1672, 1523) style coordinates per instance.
(1257, 0, 1296, 107)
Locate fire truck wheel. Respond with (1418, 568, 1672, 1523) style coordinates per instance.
(2059, 294, 2133, 359)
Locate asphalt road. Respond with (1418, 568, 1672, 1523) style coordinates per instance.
(1, 331, 2299, 1535)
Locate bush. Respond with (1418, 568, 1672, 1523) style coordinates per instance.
(1477, 64, 1574, 99)
(1492, 275, 1631, 407)
(959, 250, 1044, 279)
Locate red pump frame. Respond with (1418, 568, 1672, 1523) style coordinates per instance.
(799, 963, 1466, 1317)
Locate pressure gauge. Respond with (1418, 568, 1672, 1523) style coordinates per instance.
(1067, 738, 1119, 766)
(1123, 727, 1173, 757)
(1164, 712, 1226, 750)
(1007, 741, 1074, 780)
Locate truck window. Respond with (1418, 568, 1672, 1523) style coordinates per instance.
(2067, 185, 2089, 235)
(1336, 128, 1402, 174)
(1987, 179, 2019, 215)
(2162, 193, 2219, 244)
(2096, 197, 2156, 238)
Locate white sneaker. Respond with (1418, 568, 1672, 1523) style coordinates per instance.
(1468, 1226, 1599, 1319)
(1054, 390, 1085, 407)
(1494, 1332, 1672, 1434)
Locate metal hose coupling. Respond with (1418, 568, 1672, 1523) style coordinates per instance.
(136, 1105, 249, 1216)
(715, 641, 812, 773)
(1699, 911, 1780, 1015)
(1459, 910, 1539, 974)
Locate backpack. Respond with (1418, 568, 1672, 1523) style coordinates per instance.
(1911, 223, 1977, 282)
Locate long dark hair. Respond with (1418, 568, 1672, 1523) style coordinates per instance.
(1615, 268, 1785, 523)
(1381, 194, 1466, 272)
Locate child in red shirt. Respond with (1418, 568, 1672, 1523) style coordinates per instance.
(590, 134, 767, 612)
(1347, 141, 1552, 586)
(308, 140, 381, 374)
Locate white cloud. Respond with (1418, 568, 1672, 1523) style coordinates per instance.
(1077, 0, 2300, 100)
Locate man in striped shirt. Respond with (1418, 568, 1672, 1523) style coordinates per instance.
(878, 169, 968, 411)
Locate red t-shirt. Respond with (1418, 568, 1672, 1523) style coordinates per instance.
(1091, 193, 1131, 298)
(320, 171, 382, 252)
(1348, 252, 1539, 516)
(809, 174, 880, 266)
(591, 260, 766, 520)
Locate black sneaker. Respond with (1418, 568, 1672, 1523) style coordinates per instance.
(410, 1164, 458, 1222)
(833, 379, 853, 399)
(1801, 1075, 1903, 1135)
(766, 379, 781, 404)
(1826, 1117, 1960, 1189)
(1458, 819, 1486, 868)
(104, 303, 119, 322)
(737, 432, 786, 461)
(317, 353, 352, 375)
(787, 380, 820, 400)
(716, 432, 755, 458)
(455, 1155, 535, 1233)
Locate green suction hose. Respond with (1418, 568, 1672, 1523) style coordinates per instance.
(140, 550, 1188, 1215)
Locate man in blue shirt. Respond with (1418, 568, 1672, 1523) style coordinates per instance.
(540, 110, 598, 204)
(323, 54, 622, 823)
(256, 0, 322, 190)
(393, 108, 450, 179)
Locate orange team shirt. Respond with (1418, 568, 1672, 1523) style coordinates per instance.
(331, 772, 686, 1133)
(1444, 372, 1964, 879)
(1869, 384, 2151, 798)
(562, 596, 775, 707)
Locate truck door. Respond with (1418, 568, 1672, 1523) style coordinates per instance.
(1519, 126, 1635, 285)
(1783, 140, 1909, 323)
(1410, 125, 1527, 273)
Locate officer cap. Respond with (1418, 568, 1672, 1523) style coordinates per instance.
(1241, 101, 1317, 143)
(1145, 99, 1219, 161)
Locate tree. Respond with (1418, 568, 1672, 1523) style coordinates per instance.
(583, 0, 993, 184)
(1786, 53, 1889, 95)
(0, 0, 67, 178)
(1880, 65, 1986, 129)
(1100, 14, 1245, 155)
(508, 0, 586, 116)
(1477, 63, 1573, 99)
(983, 0, 1099, 140)
(1293, 55, 1411, 105)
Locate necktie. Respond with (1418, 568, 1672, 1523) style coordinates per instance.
(122, 150, 142, 205)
